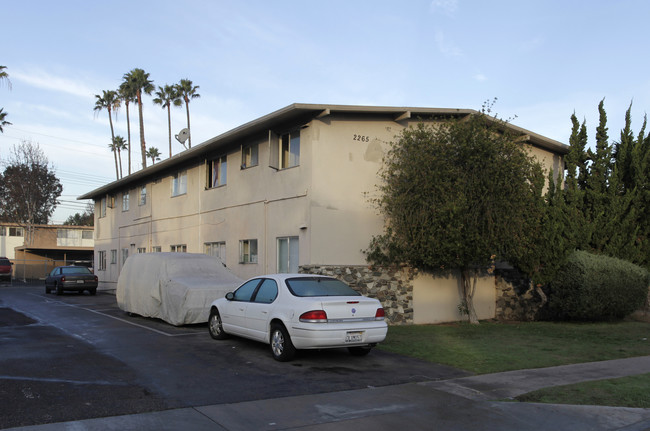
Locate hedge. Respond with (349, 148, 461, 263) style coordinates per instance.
(548, 250, 650, 321)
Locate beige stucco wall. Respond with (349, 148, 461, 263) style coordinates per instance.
(412, 271, 496, 324)
(92, 113, 565, 297)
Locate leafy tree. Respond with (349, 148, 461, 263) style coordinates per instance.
(118, 80, 137, 175)
(0, 141, 63, 243)
(145, 147, 161, 165)
(123, 68, 154, 168)
(175, 79, 200, 148)
(366, 107, 544, 323)
(64, 203, 94, 226)
(153, 84, 182, 157)
(94, 90, 120, 178)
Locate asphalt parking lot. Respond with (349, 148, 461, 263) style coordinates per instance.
(0, 282, 467, 429)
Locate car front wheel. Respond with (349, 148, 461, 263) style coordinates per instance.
(208, 308, 228, 340)
(270, 323, 296, 362)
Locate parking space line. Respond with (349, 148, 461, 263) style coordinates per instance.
(29, 293, 201, 337)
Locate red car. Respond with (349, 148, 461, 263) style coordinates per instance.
(0, 257, 12, 282)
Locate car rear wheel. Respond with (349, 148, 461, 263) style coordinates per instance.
(45, 285, 51, 294)
(348, 346, 372, 356)
(55, 284, 63, 295)
(270, 323, 296, 362)
(89, 289, 97, 296)
(208, 309, 228, 340)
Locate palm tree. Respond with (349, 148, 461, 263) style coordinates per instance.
(113, 135, 128, 178)
(0, 65, 11, 89)
(1, 66, 11, 133)
(107, 139, 120, 180)
(118, 80, 137, 175)
(94, 90, 120, 174)
(145, 147, 161, 165)
(0, 108, 10, 133)
(123, 68, 154, 169)
(153, 84, 182, 157)
(175, 79, 200, 148)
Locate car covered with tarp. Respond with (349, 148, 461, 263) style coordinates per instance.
(117, 253, 243, 326)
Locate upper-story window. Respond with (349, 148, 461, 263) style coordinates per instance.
(122, 192, 130, 211)
(241, 144, 258, 169)
(281, 130, 300, 169)
(172, 171, 187, 197)
(100, 197, 107, 218)
(207, 156, 227, 188)
(139, 185, 147, 205)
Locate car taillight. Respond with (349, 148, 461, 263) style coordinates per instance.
(375, 308, 385, 321)
(60, 276, 66, 282)
(299, 310, 328, 323)
(94, 276, 98, 282)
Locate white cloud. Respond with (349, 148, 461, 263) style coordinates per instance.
(12, 69, 96, 99)
(474, 73, 488, 82)
(430, 0, 458, 16)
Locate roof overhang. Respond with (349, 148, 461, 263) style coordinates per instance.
(79, 103, 568, 200)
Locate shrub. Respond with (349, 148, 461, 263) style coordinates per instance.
(548, 250, 650, 321)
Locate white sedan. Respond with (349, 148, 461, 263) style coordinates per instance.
(208, 274, 388, 361)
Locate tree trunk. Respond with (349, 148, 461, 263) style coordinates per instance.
(125, 101, 132, 175)
(137, 91, 147, 169)
(167, 105, 172, 158)
(185, 99, 191, 148)
(461, 268, 480, 324)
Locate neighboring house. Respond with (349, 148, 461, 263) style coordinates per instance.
(1, 222, 94, 280)
(80, 103, 568, 323)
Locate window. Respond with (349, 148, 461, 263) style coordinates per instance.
(207, 156, 227, 188)
(137, 247, 146, 253)
(171, 244, 187, 253)
(254, 279, 278, 304)
(239, 239, 258, 264)
(122, 192, 130, 211)
(107, 195, 115, 208)
(0, 227, 4, 236)
(232, 279, 261, 301)
(121, 248, 129, 264)
(277, 237, 299, 273)
(100, 198, 107, 218)
(152, 246, 162, 253)
(172, 171, 187, 196)
(9, 227, 24, 237)
(281, 130, 300, 169)
(98, 251, 106, 271)
(110, 249, 117, 264)
(241, 144, 258, 168)
(205, 241, 226, 262)
(139, 185, 147, 205)
(82, 230, 93, 240)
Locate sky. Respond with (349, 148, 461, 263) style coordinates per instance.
(2, 0, 650, 223)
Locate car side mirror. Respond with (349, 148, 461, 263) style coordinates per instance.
(225, 292, 234, 301)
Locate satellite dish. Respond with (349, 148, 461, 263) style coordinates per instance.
(175, 128, 190, 144)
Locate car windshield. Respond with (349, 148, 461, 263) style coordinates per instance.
(62, 267, 91, 275)
(0, 259, 10, 265)
(285, 277, 361, 297)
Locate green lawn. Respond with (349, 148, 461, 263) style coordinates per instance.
(378, 321, 650, 374)
(378, 321, 650, 408)
(515, 373, 650, 408)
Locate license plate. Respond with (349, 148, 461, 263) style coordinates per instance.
(76, 280, 84, 284)
(345, 331, 363, 343)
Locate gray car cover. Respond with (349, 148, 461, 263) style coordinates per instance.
(116, 253, 243, 326)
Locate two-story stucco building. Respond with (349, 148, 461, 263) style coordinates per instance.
(80, 104, 568, 323)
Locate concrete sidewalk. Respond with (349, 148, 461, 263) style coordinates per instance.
(6, 356, 650, 431)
